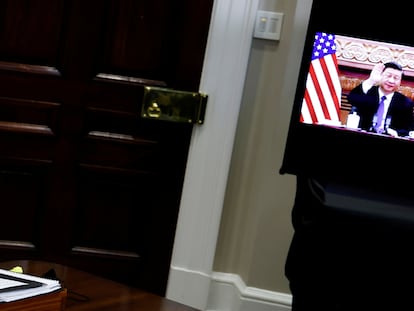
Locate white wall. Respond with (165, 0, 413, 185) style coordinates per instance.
(166, 0, 314, 310)
(214, 0, 312, 292)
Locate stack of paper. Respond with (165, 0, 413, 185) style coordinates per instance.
(0, 268, 61, 302)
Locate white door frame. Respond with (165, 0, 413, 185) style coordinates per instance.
(166, 0, 259, 309)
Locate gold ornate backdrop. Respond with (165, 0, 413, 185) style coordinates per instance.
(335, 34, 414, 123)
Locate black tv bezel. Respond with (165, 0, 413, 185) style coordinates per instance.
(280, 0, 414, 191)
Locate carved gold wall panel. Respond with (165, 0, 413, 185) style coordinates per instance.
(336, 35, 414, 77)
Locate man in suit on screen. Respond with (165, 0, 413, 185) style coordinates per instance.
(347, 61, 414, 137)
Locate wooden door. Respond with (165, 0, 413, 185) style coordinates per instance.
(0, 0, 213, 296)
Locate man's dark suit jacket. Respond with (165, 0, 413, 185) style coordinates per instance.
(347, 84, 414, 137)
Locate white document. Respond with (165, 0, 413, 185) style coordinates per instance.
(0, 268, 61, 302)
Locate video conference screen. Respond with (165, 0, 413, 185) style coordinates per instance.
(280, 0, 414, 188)
(299, 31, 414, 140)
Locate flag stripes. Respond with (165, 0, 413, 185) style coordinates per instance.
(300, 32, 342, 125)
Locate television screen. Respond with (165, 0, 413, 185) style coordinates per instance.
(280, 0, 414, 191)
(300, 33, 414, 137)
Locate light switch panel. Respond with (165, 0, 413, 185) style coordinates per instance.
(254, 11, 284, 41)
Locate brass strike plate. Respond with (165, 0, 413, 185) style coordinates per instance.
(141, 86, 208, 124)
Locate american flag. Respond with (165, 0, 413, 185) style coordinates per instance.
(300, 32, 341, 124)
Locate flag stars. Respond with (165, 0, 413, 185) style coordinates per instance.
(311, 32, 337, 61)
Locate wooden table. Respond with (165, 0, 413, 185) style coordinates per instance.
(0, 261, 198, 311)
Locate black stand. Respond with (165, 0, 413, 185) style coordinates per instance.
(286, 177, 414, 311)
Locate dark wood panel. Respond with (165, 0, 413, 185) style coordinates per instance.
(0, 0, 214, 297)
(0, 0, 64, 65)
(84, 80, 145, 117)
(0, 61, 60, 76)
(80, 135, 159, 172)
(0, 132, 56, 161)
(98, 0, 212, 90)
(0, 96, 60, 133)
(73, 168, 154, 252)
(102, 1, 174, 75)
(0, 162, 50, 249)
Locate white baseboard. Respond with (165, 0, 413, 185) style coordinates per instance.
(207, 272, 292, 311)
(167, 266, 212, 309)
(167, 265, 292, 311)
